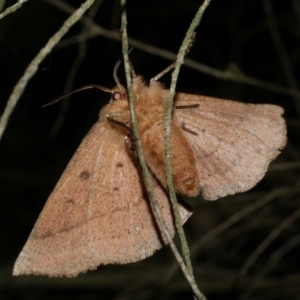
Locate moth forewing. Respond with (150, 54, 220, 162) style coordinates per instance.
(13, 87, 192, 277)
(173, 93, 287, 200)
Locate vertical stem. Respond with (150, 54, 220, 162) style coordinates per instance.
(164, 0, 211, 278)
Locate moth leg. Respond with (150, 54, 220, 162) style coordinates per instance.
(181, 122, 198, 136)
(175, 104, 200, 135)
(107, 111, 132, 135)
(124, 134, 138, 155)
(125, 134, 133, 151)
(175, 104, 199, 110)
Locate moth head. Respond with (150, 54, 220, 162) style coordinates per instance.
(110, 86, 128, 103)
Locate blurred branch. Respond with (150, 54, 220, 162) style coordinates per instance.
(164, 0, 210, 290)
(291, 0, 300, 28)
(4, 261, 299, 295)
(269, 160, 300, 172)
(238, 206, 300, 278)
(49, 0, 104, 137)
(46, 0, 300, 99)
(0, 0, 28, 20)
(0, 0, 96, 141)
(262, 0, 300, 114)
(238, 233, 300, 300)
(0, 0, 5, 13)
(162, 185, 296, 283)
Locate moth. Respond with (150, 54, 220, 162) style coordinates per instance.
(13, 64, 287, 277)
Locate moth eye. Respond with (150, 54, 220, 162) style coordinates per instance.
(112, 92, 122, 101)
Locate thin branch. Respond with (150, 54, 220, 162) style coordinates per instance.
(0, 0, 95, 141)
(164, 0, 211, 280)
(120, 1, 206, 299)
(45, 0, 300, 99)
(0, 0, 28, 20)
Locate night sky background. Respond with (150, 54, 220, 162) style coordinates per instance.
(1, 0, 300, 299)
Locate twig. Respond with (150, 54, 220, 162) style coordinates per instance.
(164, 0, 211, 279)
(0, 0, 96, 141)
(0, 0, 28, 20)
(120, 1, 206, 299)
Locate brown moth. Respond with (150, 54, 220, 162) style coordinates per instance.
(13, 66, 286, 278)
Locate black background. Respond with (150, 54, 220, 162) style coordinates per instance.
(0, 0, 299, 299)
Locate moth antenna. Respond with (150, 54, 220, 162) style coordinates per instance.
(43, 85, 112, 107)
(113, 60, 123, 90)
(113, 49, 136, 87)
(129, 60, 137, 78)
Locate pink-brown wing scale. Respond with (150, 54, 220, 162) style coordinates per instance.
(174, 93, 287, 200)
(13, 119, 192, 277)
